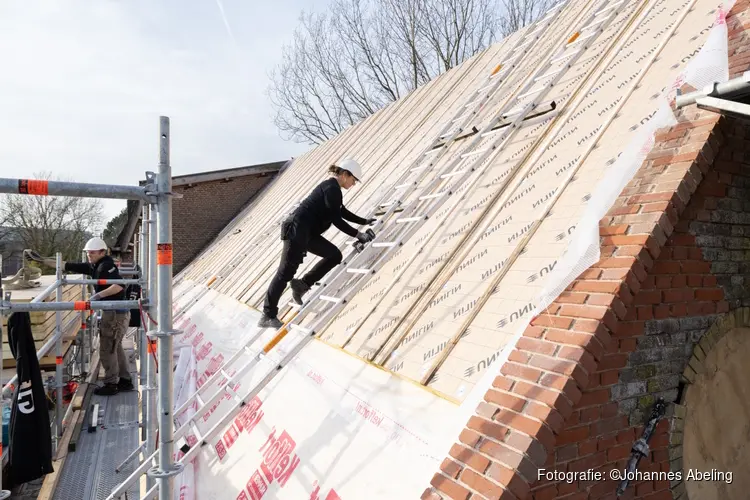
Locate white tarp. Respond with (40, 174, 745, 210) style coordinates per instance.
(169, 287, 455, 499)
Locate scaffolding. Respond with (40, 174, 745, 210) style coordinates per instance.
(0, 116, 178, 500)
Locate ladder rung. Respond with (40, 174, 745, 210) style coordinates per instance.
(419, 191, 448, 201)
(319, 295, 342, 304)
(492, 51, 523, 72)
(347, 268, 374, 274)
(424, 147, 442, 155)
(582, 16, 609, 31)
(534, 66, 566, 82)
(396, 216, 424, 223)
(372, 241, 398, 248)
(460, 148, 488, 159)
(517, 86, 546, 100)
(595, 0, 625, 16)
(380, 200, 398, 208)
(463, 98, 481, 109)
(512, 38, 537, 53)
(290, 324, 314, 335)
(395, 182, 415, 190)
(441, 169, 468, 178)
(411, 164, 431, 173)
(189, 420, 203, 443)
(476, 82, 495, 94)
(551, 48, 582, 64)
(525, 23, 548, 39)
(452, 112, 471, 124)
(568, 30, 598, 47)
(196, 394, 205, 406)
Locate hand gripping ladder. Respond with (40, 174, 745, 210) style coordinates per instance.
(107, 1, 634, 496)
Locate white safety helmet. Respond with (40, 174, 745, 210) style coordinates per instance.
(83, 237, 108, 252)
(338, 159, 364, 182)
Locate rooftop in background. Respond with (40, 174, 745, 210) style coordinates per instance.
(114, 160, 288, 270)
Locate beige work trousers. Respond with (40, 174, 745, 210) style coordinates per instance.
(100, 311, 132, 385)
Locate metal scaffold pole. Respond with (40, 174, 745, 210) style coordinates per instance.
(139, 205, 148, 445)
(79, 250, 88, 378)
(55, 253, 64, 446)
(146, 116, 182, 499)
(146, 200, 158, 491)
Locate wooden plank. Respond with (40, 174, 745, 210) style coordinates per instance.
(68, 383, 94, 452)
(2, 316, 79, 369)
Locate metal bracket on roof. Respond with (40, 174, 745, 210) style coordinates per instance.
(675, 71, 750, 108)
(430, 101, 557, 150)
(695, 95, 750, 119)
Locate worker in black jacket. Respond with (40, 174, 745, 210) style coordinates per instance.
(43, 237, 134, 396)
(259, 159, 375, 329)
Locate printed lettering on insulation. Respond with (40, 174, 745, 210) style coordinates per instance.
(245, 429, 301, 500)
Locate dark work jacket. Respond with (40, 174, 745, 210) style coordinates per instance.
(128, 265, 142, 327)
(289, 177, 368, 239)
(64, 255, 125, 300)
(8, 312, 54, 486)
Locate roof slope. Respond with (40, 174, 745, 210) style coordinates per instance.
(177, 0, 725, 406)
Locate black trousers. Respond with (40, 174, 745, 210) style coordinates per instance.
(263, 223, 343, 318)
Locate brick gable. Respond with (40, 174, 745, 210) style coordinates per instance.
(172, 174, 274, 273)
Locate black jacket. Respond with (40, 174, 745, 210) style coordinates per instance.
(64, 255, 125, 300)
(7, 312, 54, 486)
(291, 177, 368, 237)
(128, 265, 142, 327)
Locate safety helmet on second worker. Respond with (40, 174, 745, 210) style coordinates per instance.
(338, 159, 364, 182)
(83, 237, 108, 252)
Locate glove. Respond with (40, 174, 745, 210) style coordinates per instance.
(90, 292, 104, 301)
(356, 230, 375, 244)
(366, 218, 377, 226)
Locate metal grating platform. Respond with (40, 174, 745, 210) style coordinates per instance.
(53, 331, 141, 500)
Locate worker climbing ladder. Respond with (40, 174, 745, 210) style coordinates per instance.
(106, 0, 631, 497)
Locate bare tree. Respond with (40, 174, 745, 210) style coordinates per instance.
(268, 0, 554, 144)
(0, 171, 104, 270)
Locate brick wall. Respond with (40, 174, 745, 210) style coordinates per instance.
(423, 3, 750, 495)
(526, 134, 750, 498)
(172, 174, 275, 273)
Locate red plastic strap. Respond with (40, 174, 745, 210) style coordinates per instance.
(56, 356, 63, 365)
(18, 179, 49, 195)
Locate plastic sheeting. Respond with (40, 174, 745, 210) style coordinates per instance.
(168, 288, 456, 499)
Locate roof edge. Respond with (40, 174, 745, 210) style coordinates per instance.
(137, 160, 288, 187)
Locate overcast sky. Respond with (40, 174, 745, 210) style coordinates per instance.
(0, 0, 331, 225)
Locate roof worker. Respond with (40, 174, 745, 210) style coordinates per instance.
(42, 237, 134, 396)
(258, 159, 376, 329)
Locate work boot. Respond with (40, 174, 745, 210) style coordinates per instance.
(258, 315, 283, 329)
(94, 383, 119, 396)
(118, 378, 135, 392)
(290, 279, 311, 305)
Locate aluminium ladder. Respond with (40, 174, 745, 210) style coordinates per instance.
(105, 0, 637, 496)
